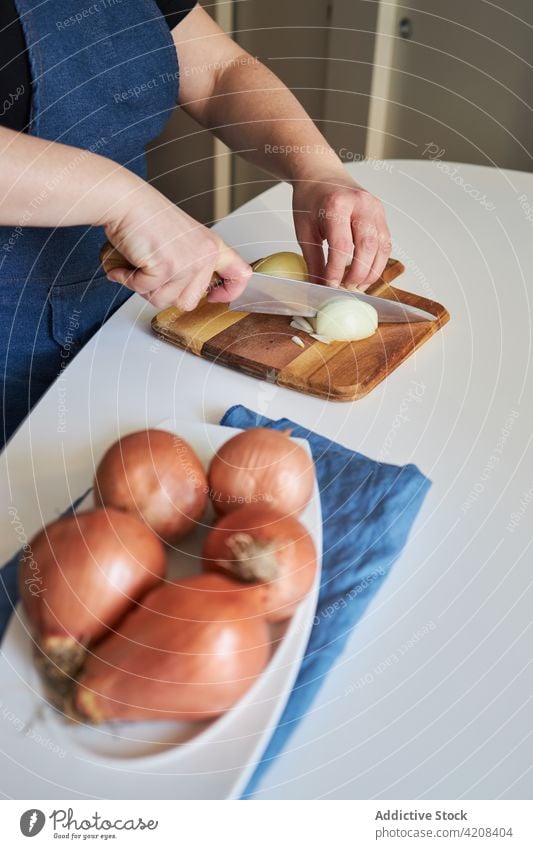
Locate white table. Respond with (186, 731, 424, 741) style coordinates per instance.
(1, 161, 532, 800)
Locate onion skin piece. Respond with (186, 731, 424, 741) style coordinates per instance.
(208, 428, 315, 517)
(94, 429, 208, 543)
(19, 509, 166, 680)
(75, 574, 271, 723)
(203, 506, 317, 623)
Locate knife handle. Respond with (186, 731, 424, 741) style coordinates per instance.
(99, 242, 134, 275)
(99, 241, 224, 294)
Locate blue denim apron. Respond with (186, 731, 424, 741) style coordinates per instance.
(0, 0, 179, 445)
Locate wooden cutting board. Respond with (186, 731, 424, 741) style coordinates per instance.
(151, 258, 449, 402)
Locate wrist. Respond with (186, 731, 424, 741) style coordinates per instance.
(288, 149, 348, 188)
(93, 161, 146, 229)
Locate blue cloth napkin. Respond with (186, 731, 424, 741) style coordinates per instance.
(219, 406, 431, 797)
(0, 410, 430, 799)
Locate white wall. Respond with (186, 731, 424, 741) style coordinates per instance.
(375, 0, 533, 170)
(146, 1, 378, 218)
(145, 1, 533, 226)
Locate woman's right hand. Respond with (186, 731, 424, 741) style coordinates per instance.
(0, 129, 250, 310)
(103, 180, 252, 311)
(0, 125, 250, 311)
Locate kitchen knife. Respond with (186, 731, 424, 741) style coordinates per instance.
(229, 271, 436, 323)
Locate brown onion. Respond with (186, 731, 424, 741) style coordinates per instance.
(19, 509, 166, 680)
(203, 506, 317, 623)
(75, 574, 270, 723)
(208, 428, 315, 516)
(94, 429, 208, 543)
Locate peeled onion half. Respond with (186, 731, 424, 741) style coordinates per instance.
(313, 297, 378, 341)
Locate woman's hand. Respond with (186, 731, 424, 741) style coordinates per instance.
(103, 182, 252, 311)
(292, 174, 392, 291)
(0, 127, 251, 310)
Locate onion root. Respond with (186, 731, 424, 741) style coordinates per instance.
(221, 533, 281, 582)
(38, 635, 86, 682)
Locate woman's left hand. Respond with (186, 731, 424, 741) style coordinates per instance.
(292, 174, 392, 291)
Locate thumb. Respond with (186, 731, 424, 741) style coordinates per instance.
(209, 236, 252, 303)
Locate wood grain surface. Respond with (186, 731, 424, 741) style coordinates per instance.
(151, 258, 450, 402)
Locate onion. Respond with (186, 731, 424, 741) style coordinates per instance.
(75, 574, 270, 723)
(19, 509, 166, 680)
(253, 251, 308, 281)
(313, 297, 378, 341)
(203, 506, 317, 622)
(290, 317, 314, 333)
(208, 428, 315, 516)
(94, 429, 208, 543)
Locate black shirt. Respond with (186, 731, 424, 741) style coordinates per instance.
(0, 0, 196, 132)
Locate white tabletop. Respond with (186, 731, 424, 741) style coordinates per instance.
(1, 161, 532, 800)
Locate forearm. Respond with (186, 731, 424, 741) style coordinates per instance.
(0, 127, 141, 228)
(175, 5, 390, 290)
(200, 59, 348, 185)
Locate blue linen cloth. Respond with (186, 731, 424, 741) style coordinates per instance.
(219, 406, 431, 797)
(0, 408, 430, 798)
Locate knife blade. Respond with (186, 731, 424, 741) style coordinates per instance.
(229, 271, 436, 323)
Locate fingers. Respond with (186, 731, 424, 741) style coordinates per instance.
(207, 275, 249, 303)
(107, 267, 158, 295)
(309, 187, 391, 291)
(323, 238, 353, 287)
(294, 218, 325, 284)
(342, 222, 379, 290)
(214, 237, 252, 281)
(322, 208, 353, 287)
(142, 277, 205, 311)
(147, 265, 251, 312)
(343, 224, 392, 291)
(361, 234, 393, 290)
(105, 226, 252, 311)
(100, 243, 134, 277)
(209, 237, 252, 304)
(105, 266, 133, 288)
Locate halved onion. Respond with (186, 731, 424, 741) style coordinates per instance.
(313, 297, 378, 341)
(75, 574, 271, 723)
(94, 429, 208, 543)
(253, 251, 308, 281)
(208, 428, 315, 516)
(203, 505, 317, 622)
(19, 509, 166, 680)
